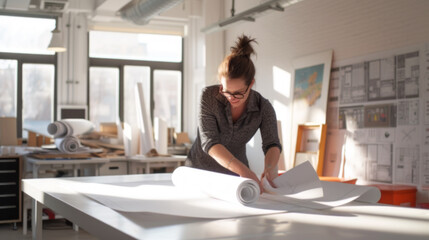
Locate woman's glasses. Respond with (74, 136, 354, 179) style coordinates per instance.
(219, 85, 250, 99)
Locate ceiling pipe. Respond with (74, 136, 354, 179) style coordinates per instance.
(120, 0, 183, 25)
(201, 0, 303, 34)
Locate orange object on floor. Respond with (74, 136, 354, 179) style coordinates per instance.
(319, 176, 357, 184)
(371, 184, 417, 207)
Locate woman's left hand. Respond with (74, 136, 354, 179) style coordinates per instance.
(261, 165, 278, 188)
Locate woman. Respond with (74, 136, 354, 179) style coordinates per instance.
(186, 35, 282, 191)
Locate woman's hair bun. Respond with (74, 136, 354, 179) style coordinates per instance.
(230, 34, 257, 58)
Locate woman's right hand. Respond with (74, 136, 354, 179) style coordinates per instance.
(239, 169, 263, 194)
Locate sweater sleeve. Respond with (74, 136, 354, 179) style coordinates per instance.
(259, 99, 282, 155)
(198, 87, 221, 154)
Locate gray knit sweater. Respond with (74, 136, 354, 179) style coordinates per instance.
(186, 85, 282, 175)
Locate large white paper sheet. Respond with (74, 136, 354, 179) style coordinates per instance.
(263, 181, 381, 210)
(65, 179, 297, 218)
(71, 161, 380, 218)
(263, 161, 323, 199)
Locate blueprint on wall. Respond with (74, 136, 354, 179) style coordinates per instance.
(324, 43, 429, 187)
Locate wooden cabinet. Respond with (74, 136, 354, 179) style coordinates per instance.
(0, 156, 22, 224)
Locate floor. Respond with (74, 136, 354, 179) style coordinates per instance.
(0, 220, 97, 240)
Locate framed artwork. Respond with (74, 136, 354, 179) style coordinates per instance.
(289, 50, 333, 167)
(292, 50, 333, 124)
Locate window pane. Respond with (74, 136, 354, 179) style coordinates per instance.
(0, 15, 55, 55)
(89, 31, 182, 62)
(124, 66, 150, 128)
(89, 67, 119, 128)
(0, 60, 17, 117)
(154, 70, 182, 131)
(23, 64, 54, 137)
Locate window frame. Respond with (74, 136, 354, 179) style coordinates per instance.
(88, 34, 184, 131)
(0, 13, 58, 138)
(0, 52, 57, 138)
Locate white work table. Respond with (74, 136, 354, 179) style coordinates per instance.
(22, 174, 429, 240)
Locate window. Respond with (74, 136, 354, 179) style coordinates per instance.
(0, 15, 55, 55)
(124, 66, 150, 128)
(89, 31, 182, 62)
(0, 14, 57, 138)
(89, 30, 183, 132)
(89, 67, 119, 128)
(22, 64, 55, 137)
(154, 70, 182, 131)
(0, 60, 17, 117)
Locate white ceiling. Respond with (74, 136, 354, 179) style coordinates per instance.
(0, 0, 193, 22)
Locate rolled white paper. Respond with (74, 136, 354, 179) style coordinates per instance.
(135, 82, 155, 154)
(55, 136, 81, 153)
(47, 119, 95, 138)
(154, 117, 168, 155)
(172, 166, 260, 205)
(47, 121, 69, 138)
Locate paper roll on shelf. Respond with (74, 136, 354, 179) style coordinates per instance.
(47, 119, 95, 138)
(172, 167, 260, 205)
(55, 136, 81, 153)
(154, 117, 168, 155)
(135, 82, 155, 155)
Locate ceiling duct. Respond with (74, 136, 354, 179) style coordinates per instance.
(201, 0, 303, 34)
(40, 0, 68, 12)
(120, 0, 183, 25)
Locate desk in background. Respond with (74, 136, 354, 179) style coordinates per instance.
(22, 174, 429, 240)
(128, 155, 186, 174)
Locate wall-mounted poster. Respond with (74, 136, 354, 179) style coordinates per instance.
(290, 50, 333, 166)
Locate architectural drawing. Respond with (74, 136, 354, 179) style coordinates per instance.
(367, 57, 396, 101)
(397, 99, 419, 125)
(339, 63, 366, 104)
(367, 144, 393, 183)
(395, 146, 419, 185)
(396, 51, 419, 99)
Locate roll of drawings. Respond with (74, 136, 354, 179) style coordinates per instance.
(47, 121, 70, 138)
(55, 136, 81, 153)
(172, 167, 260, 205)
(47, 119, 95, 138)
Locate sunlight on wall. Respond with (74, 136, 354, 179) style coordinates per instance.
(273, 100, 290, 169)
(343, 134, 368, 184)
(273, 66, 291, 98)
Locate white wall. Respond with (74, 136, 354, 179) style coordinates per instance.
(212, 0, 429, 174)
